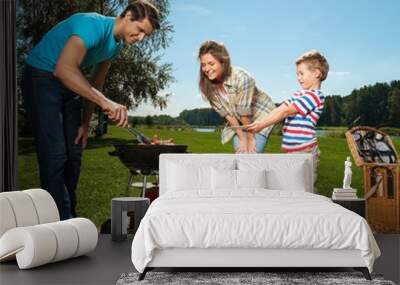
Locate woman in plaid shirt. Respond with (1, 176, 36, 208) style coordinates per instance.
(198, 40, 276, 153)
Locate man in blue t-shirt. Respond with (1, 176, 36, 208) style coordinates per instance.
(22, 0, 160, 220)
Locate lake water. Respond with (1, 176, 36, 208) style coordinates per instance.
(195, 128, 330, 136)
(194, 127, 215, 133)
(193, 128, 400, 141)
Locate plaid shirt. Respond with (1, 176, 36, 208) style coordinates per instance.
(210, 66, 276, 144)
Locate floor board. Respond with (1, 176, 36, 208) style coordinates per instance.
(0, 234, 398, 285)
(0, 234, 134, 285)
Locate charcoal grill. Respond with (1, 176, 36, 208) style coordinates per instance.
(109, 143, 188, 197)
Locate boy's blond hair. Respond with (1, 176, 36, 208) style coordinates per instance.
(296, 50, 329, 81)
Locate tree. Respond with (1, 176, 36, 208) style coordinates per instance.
(320, 96, 333, 126)
(144, 115, 153, 127)
(179, 108, 224, 126)
(388, 88, 400, 128)
(17, 0, 174, 134)
(320, 82, 400, 128)
(129, 116, 139, 127)
(341, 91, 358, 126)
(340, 83, 391, 127)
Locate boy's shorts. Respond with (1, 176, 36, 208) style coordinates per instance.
(289, 145, 320, 191)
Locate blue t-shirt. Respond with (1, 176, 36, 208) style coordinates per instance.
(26, 13, 123, 72)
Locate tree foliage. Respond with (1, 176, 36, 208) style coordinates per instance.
(338, 81, 398, 127)
(178, 108, 224, 126)
(388, 87, 400, 128)
(129, 114, 186, 126)
(144, 115, 153, 127)
(319, 95, 343, 126)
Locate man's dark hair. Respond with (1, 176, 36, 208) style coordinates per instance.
(120, 0, 160, 30)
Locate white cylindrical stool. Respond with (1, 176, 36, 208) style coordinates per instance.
(111, 197, 150, 242)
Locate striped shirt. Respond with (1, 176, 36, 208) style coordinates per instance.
(282, 89, 325, 152)
(209, 66, 276, 144)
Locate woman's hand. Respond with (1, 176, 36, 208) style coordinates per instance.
(246, 133, 256, 153)
(74, 125, 89, 149)
(235, 136, 248, 153)
(245, 121, 263, 133)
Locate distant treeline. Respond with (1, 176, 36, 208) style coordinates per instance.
(129, 109, 224, 127)
(178, 108, 224, 126)
(129, 114, 187, 127)
(320, 80, 400, 127)
(130, 80, 400, 128)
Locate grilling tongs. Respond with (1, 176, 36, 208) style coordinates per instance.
(127, 127, 152, 144)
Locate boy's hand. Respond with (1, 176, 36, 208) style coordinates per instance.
(247, 133, 256, 153)
(245, 122, 263, 133)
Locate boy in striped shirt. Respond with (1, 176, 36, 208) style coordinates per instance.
(246, 50, 329, 186)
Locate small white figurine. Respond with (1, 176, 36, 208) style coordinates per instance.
(343, 156, 352, 189)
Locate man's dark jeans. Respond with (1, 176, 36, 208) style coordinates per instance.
(22, 65, 83, 220)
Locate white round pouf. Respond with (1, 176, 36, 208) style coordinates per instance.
(0, 226, 57, 269)
(1, 191, 39, 227)
(42, 221, 79, 262)
(0, 196, 17, 237)
(66, 218, 98, 257)
(24, 189, 60, 223)
(0, 189, 98, 269)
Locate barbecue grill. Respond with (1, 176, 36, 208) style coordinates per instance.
(109, 143, 188, 197)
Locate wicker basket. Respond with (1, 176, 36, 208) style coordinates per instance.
(345, 126, 400, 233)
(345, 126, 399, 167)
(363, 164, 400, 233)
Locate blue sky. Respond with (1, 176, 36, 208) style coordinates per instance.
(131, 0, 400, 117)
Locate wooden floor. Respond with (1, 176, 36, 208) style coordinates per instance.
(0, 234, 134, 285)
(0, 234, 398, 285)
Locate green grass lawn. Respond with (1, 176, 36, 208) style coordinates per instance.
(18, 126, 400, 228)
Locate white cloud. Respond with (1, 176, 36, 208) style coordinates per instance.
(176, 3, 214, 16)
(129, 102, 181, 117)
(129, 89, 210, 117)
(330, 71, 351, 76)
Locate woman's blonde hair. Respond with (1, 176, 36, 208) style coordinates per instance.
(296, 50, 329, 81)
(198, 40, 232, 102)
